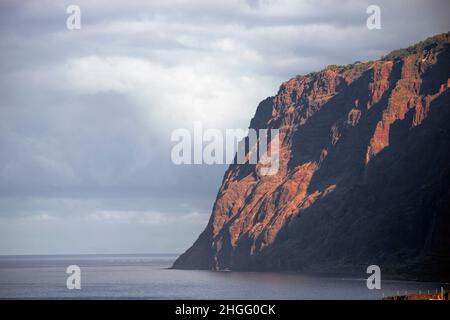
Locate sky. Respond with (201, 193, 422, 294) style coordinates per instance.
(0, 0, 449, 255)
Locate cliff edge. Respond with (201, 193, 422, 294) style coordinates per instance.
(172, 33, 450, 281)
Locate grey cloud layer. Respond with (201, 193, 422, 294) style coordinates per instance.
(0, 0, 449, 254)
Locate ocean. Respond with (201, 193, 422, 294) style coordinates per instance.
(0, 254, 441, 300)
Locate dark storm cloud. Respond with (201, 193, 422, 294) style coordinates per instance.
(0, 0, 449, 254)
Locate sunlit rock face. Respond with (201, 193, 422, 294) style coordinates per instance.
(173, 33, 450, 281)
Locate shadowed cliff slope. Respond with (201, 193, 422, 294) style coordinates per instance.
(172, 33, 450, 281)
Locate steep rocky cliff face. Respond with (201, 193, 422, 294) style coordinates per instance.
(172, 33, 450, 280)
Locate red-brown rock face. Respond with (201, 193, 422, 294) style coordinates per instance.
(173, 33, 450, 280)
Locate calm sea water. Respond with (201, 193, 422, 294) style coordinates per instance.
(0, 254, 441, 299)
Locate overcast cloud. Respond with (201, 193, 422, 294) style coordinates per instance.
(0, 0, 449, 254)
